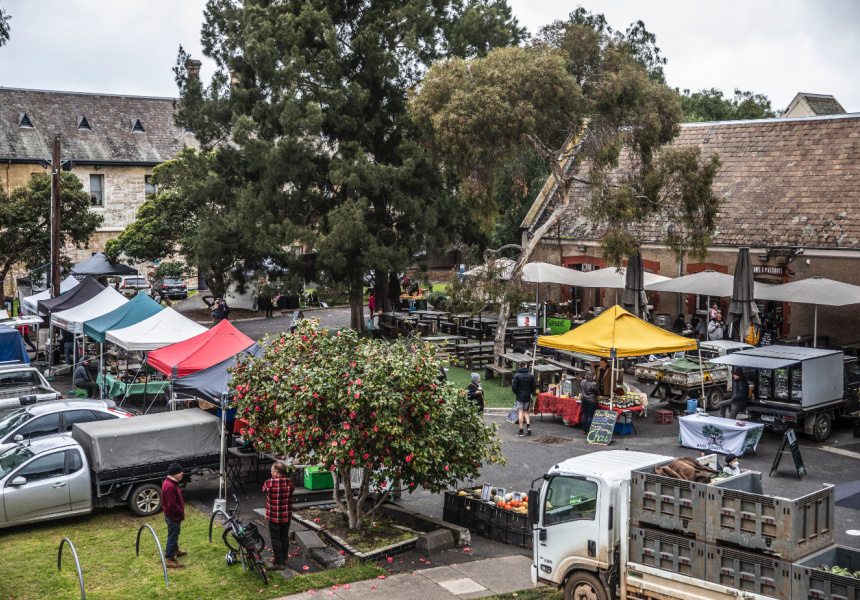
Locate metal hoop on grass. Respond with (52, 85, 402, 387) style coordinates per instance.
(57, 538, 86, 600)
(135, 523, 169, 588)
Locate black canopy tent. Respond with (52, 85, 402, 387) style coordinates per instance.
(71, 252, 137, 278)
(37, 276, 105, 371)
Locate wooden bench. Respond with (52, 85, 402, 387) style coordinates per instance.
(466, 353, 495, 370)
(380, 323, 399, 336)
(484, 364, 513, 387)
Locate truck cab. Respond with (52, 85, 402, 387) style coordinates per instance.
(0, 437, 91, 528)
(529, 451, 672, 597)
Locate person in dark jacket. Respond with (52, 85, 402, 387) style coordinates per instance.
(211, 298, 226, 324)
(719, 368, 750, 419)
(466, 372, 485, 412)
(74, 362, 99, 399)
(579, 371, 599, 434)
(162, 463, 186, 568)
(584, 307, 596, 321)
(511, 363, 536, 437)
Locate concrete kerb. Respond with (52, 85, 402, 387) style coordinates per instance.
(292, 512, 420, 562)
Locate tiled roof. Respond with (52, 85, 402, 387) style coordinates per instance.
(528, 113, 860, 249)
(0, 87, 197, 163)
(800, 93, 846, 116)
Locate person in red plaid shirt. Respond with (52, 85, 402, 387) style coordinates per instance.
(263, 462, 295, 569)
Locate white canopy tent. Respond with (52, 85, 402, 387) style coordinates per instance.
(21, 276, 80, 315)
(51, 287, 128, 334)
(106, 307, 207, 351)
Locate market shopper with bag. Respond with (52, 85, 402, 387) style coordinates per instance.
(579, 371, 599, 435)
(466, 372, 485, 412)
(511, 362, 536, 437)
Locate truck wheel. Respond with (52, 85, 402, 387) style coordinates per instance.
(810, 412, 832, 442)
(129, 483, 162, 517)
(706, 389, 723, 411)
(564, 572, 608, 600)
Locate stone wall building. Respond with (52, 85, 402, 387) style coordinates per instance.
(521, 111, 860, 346)
(0, 87, 197, 294)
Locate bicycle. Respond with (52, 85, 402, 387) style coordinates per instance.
(216, 494, 268, 585)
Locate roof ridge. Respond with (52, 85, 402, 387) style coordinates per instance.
(682, 112, 860, 128)
(0, 86, 177, 101)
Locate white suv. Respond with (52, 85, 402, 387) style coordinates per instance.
(115, 276, 151, 297)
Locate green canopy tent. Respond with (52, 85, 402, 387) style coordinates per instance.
(83, 294, 165, 397)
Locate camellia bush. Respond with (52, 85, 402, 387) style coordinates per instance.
(231, 319, 504, 530)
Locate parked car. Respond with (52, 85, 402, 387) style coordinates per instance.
(0, 399, 135, 453)
(0, 363, 61, 414)
(153, 277, 188, 300)
(115, 275, 151, 297)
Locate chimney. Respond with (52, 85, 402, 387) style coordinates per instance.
(185, 59, 202, 82)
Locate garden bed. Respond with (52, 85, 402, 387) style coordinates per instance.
(294, 506, 426, 560)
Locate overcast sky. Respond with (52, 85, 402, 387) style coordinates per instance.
(1, 0, 858, 113)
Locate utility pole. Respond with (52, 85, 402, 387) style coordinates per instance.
(50, 132, 61, 298)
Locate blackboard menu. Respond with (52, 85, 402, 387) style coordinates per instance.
(587, 410, 618, 446)
(791, 367, 803, 400)
(759, 330, 775, 347)
(758, 370, 773, 399)
(775, 368, 789, 400)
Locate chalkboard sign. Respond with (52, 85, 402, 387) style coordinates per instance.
(587, 409, 617, 445)
(769, 428, 805, 479)
(759, 330, 775, 347)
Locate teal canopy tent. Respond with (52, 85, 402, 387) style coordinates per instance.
(83, 293, 164, 343)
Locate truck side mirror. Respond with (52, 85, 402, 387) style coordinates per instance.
(9, 476, 26, 486)
(13, 435, 23, 443)
(528, 488, 540, 525)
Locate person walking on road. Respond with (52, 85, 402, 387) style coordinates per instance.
(162, 463, 186, 569)
(719, 368, 750, 419)
(511, 362, 536, 437)
(263, 462, 295, 570)
(579, 371, 599, 435)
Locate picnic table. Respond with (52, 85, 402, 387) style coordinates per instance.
(422, 335, 467, 345)
(456, 342, 495, 368)
(498, 352, 539, 369)
(533, 363, 565, 391)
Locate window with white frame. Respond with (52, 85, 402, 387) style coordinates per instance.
(90, 174, 104, 206)
(145, 175, 156, 196)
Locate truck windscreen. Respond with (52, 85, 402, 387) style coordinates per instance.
(0, 445, 34, 479)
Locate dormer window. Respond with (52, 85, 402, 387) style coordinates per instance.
(131, 119, 145, 133)
(183, 124, 194, 134)
(77, 116, 92, 131)
(18, 113, 34, 128)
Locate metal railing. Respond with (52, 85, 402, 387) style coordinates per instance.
(57, 538, 86, 600)
(136, 523, 169, 588)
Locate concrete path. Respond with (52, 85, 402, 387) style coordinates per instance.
(275, 555, 537, 599)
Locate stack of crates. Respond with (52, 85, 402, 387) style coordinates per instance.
(631, 461, 838, 599)
(654, 409, 673, 424)
(442, 489, 532, 548)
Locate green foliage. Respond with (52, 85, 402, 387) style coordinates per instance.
(680, 88, 777, 123)
(0, 172, 103, 291)
(0, 3, 10, 48)
(173, 0, 524, 327)
(151, 261, 188, 281)
(444, 258, 532, 317)
(231, 319, 504, 530)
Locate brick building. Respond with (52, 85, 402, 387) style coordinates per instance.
(521, 112, 860, 345)
(0, 87, 197, 292)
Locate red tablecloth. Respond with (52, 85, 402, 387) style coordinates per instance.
(534, 394, 643, 426)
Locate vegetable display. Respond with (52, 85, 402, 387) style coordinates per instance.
(817, 565, 860, 578)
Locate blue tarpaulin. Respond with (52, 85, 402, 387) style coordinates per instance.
(0, 325, 30, 364)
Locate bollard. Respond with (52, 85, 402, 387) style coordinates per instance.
(57, 538, 86, 600)
(136, 523, 169, 588)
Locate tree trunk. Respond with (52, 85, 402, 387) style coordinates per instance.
(349, 273, 365, 331)
(492, 200, 572, 357)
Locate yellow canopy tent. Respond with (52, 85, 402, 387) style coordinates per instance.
(538, 306, 701, 408)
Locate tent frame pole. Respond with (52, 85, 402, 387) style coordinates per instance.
(697, 345, 706, 411)
(813, 304, 818, 348)
(219, 392, 227, 500)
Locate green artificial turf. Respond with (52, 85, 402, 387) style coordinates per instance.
(0, 505, 383, 600)
(445, 365, 516, 409)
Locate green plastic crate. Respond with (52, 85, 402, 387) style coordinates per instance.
(304, 466, 334, 490)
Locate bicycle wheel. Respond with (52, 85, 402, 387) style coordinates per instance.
(222, 528, 241, 553)
(250, 552, 268, 584)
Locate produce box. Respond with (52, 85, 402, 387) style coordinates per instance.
(629, 527, 706, 581)
(303, 465, 334, 490)
(792, 545, 860, 600)
(708, 472, 834, 560)
(709, 545, 792, 599)
(631, 460, 708, 539)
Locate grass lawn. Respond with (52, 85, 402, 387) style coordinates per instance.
(445, 365, 515, 409)
(0, 505, 383, 600)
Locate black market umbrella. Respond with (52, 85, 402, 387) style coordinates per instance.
(71, 252, 137, 278)
(726, 248, 760, 342)
(621, 250, 648, 319)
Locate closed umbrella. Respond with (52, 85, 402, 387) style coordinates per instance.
(725, 248, 760, 342)
(756, 277, 860, 347)
(621, 250, 648, 319)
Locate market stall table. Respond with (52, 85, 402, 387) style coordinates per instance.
(678, 413, 764, 456)
(97, 372, 171, 399)
(534, 393, 643, 432)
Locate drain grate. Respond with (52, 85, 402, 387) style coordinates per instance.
(533, 435, 575, 445)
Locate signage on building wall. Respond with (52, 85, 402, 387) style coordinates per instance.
(752, 266, 787, 276)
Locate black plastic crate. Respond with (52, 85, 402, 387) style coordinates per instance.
(442, 508, 458, 525)
(508, 511, 530, 533)
(506, 528, 533, 549)
(474, 501, 493, 523)
(457, 511, 474, 529)
(444, 491, 465, 512)
(490, 506, 508, 527)
(472, 520, 490, 538)
(491, 524, 508, 543)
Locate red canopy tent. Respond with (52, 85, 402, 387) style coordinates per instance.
(147, 319, 255, 378)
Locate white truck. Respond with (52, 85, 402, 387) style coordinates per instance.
(0, 362, 61, 413)
(527, 450, 860, 600)
(635, 340, 753, 410)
